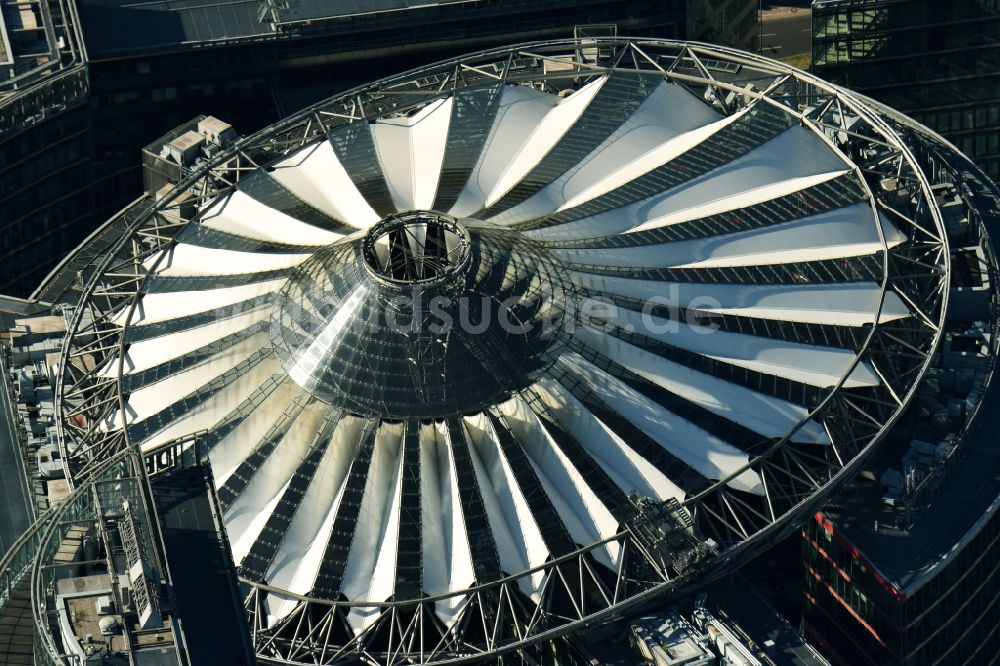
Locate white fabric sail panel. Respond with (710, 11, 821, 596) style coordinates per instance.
(234, 480, 291, 572)
(531, 122, 847, 242)
(100, 308, 269, 379)
(494, 398, 621, 568)
(207, 380, 299, 486)
(144, 243, 311, 277)
(573, 326, 829, 444)
(673, 207, 905, 268)
(450, 85, 559, 216)
(600, 305, 880, 389)
(124, 301, 272, 344)
(484, 76, 606, 208)
(625, 170, 850, 234)
(123, 332, 268, 424)
(115, 278, 286, 327)
(224, 400, 329, 562)
(267, 416, 370, 622)
(706, 349, 877, 389)
(136, 356, 281, 451)
(462, 413, 548, 600)
(270, 140, 380, 228)
(372, 110, 423, 212)
(557, 353, 763, 495)
(265, 416, 364, 600)
(199, 190, 343, 245)
(624, 123, 851, 221)
(342, 422, 405, 632)
(420, 422, 475, 627)
(491, 81, 722, 224)
(530, 378, 687, 503)
(527, 115, 744, 242)
(554, 203, 901, 269)
(288, 286, 366, 391)
(371, 98, 452, 212)
(568, 273, 911, 326)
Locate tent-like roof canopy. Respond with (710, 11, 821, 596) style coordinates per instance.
(58, 39, 949, 663)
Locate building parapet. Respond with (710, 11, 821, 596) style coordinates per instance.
(0, 0, 88, 140)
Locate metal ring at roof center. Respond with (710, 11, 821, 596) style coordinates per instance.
(362, 211, 472, 288)
(268, 216, 574, 418)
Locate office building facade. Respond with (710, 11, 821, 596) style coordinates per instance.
(812, 0, 1000, 183)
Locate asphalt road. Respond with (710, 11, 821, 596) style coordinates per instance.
(0, 361, 34, 558)
(760, 8, 813, 59)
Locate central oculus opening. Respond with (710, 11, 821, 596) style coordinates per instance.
(362, 211, 471, 286)
(271, 209, 575, 418)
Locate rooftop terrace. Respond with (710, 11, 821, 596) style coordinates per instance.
(0, 0, 88, 138)
(0, 0, 84, 90)
(823, 406, 1000, 594)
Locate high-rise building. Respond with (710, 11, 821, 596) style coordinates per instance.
(687, 0, 761, 52)
(0, 0, 95, 301)
(811, 0, 1000, 183)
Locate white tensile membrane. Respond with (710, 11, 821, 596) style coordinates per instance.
(529, 378, 687, 503)
(341, 422, 406, 632)
(100, 307, 269, 379)
(571, 324, 830, 444)
(224, 400, 329, 565)
(575, 301, 881, 390)
(493, 397, 622, 569)
(123, 332, 269, 425)
(555, 353, 764, 495)
(103, 346, 281, 445)
(568, 273, 910, 327)
(209, 378, 301, 486)
(487, 80, 724, 224)
(482, 77, 606, 210)
(260, 415, 372, 624)
(108, 59, 924, 641)
(420, 421, 476, 627)
(269, 141, 381, 229)
(199, 189, 346, 245)
(553, 204, 906, 268)
(112, 277, 287, 327)
(529, 121, 856, 242)
(448, 84, 561, 216)
(371, 97, 453, 212)
(462, 411, 549, 602)
(142, 243, 312, 278)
